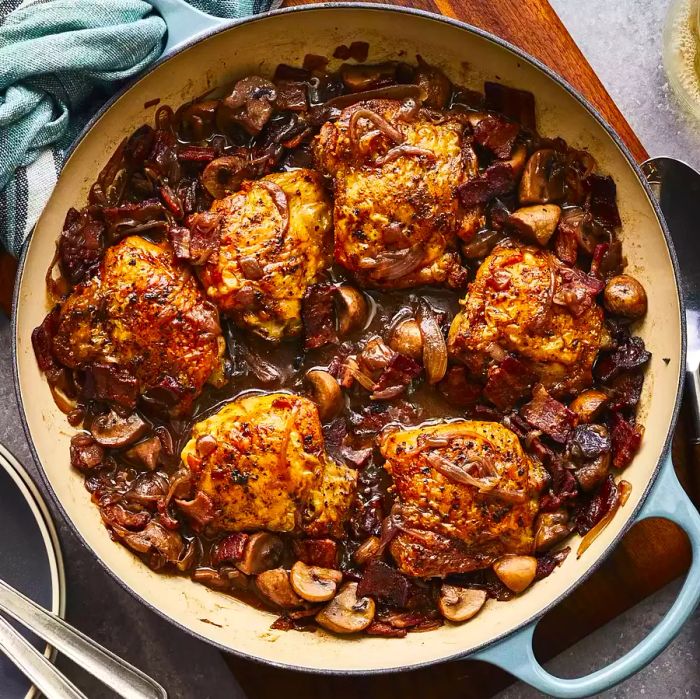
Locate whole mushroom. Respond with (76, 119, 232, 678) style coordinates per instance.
(603, 274, 648, 319)
(438, 585, 487, 622)
(236, 532, 284, 575)
(305, 369, 343, 422)
(388, 318, 423, 360)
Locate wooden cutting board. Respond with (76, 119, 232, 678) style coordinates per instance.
(0, 1, 693, 696)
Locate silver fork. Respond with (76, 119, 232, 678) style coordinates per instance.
(0, 578, 167, 699)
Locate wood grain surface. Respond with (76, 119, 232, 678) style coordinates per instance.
(2, 1, 693, 697)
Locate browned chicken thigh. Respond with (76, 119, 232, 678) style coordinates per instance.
(380, 420, 542, 577)
(448, 243, 604, 397)
(198, 169, 333, 342)
(313, 99, 477, 289)
(180, 393, 357, 537)
(52, 235, 226, 417)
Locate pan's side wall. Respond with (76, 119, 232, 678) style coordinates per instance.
(14, 7, 681, 672)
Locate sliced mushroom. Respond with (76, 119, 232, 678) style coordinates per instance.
(569, 389, 609, 424)
(305, 369, 343, 422)
(534, 510, 571, 552)
(219, 76, 276, 135)
(603, 274, 648, 319)
(336, 285, 369, 337)
(353, 536, 381, 566)
(519, 149, 566, 204)
(256, 568, 304, 609)
(315, 582, 376, 634)
(201, 155, 249, 200)
(507, 204, 561, 246)
(506, 144, 528, 179)
(236, 532, 284, 575)
(414, 56, 451, 109)
(388, 318, 423, 360)
(493, 555, 538, 593)
(125, 436, 162, 471)
(575, 451, 611, 492)
(90, 410, 148, 448)
(290, 561, 343, 602)
(438, 585, 487, 622)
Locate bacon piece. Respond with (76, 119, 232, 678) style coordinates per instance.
(357, 560, 411, 608)
(484, 82, 536, 130)
(175, 490, 216, 529)
(574, 474, 618, 535)
(473, 114, 520, 158)
(534, 546, 570, 581)
(585, 174, 621, 228)
(366, 621, 407, 638)
(521, 384, 575, 443)
(456, 161, 517, 207)
(58, 207, 105, 284)
(293, 539, 338, 568)
(483, 356, 535, 410)
(595, 336, 651, 383)
(212, 533, 249, 566)
(371, 353, 422, 400)
(70, 434, 104, 472)
(610, 413, 643, 469)
(81, 362, 140, 410)
(186, 211, 221, 265)
(553, 209, 583, 265)
(553, 266, 604, 317)
(178, 145, 217, 162)
(302, 283, 339, 350)
(608, 372, 644, 411)
(32, 307, 61, 373)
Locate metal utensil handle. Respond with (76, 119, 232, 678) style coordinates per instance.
(0, 615, 87, 699)
(0, 579, 167, 699)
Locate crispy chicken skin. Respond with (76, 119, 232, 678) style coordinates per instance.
(380, 420, 542, 578)
(448, 244, 604, 396)
(181, 393, 357, 536)
(52, 235, 225, 416)
(198, 169, 333, 342)
(313, 99, 477, 289)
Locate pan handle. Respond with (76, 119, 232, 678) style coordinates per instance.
(148, 0, 230, 54)
(470, 454, 700, 698)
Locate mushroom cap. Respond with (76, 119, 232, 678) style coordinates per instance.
(315, 582, 376, 634)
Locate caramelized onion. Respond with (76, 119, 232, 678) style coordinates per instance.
(418, 301, 447, 384)
(325, 84, 423, 109)
(343, 357, 377, 391)
(45, 249, 70, 301)
(49, 382, 76, 414)
(375, 145, 436, 166)
(258, 180, 289, 235)
(576, 480, 631, 558)
(349, 109, 404, 147)
(360, 247, 424, 282)
(423, 452, 499, 491)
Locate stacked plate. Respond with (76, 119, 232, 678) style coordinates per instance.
(0, 443, 64, 698)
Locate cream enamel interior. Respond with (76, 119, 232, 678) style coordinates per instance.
(14, 7, 682, 672)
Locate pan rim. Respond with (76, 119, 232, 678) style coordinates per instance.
(11, 1, 688, 675)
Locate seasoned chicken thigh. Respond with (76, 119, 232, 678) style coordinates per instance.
(52, 235, 225, 417)
(198, 169, 332, 341)
(180, 393, 357, 536)
(314, 99, 476, 289)
(448, 243, 604, 396)
(380, 420, 542, 578)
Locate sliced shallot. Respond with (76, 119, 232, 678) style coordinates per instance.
(349, 109, 404, 147)
(418, 301, 447, 384)
(375, 145, 436, 166)
(258, 181, 289, 235)
(423, 452, 499, 491)
(360, 247, 424, 282)
(576, 480, 631, 558)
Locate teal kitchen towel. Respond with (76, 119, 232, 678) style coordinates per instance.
(0, 0, 268, 257)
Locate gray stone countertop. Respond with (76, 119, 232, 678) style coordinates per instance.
(2, 1, 700, 697)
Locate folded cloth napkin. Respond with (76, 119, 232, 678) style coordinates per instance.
(0, 0, 269, 257)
